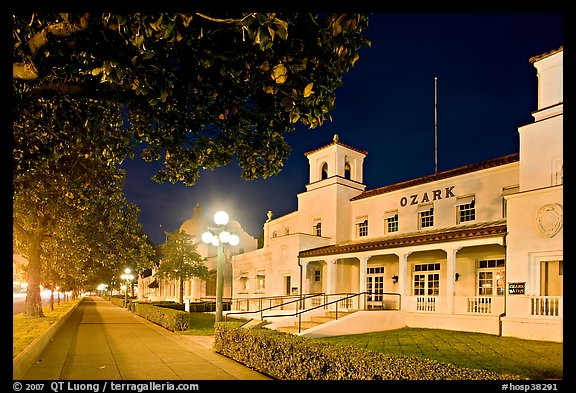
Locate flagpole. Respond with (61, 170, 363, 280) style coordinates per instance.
(434, 77, 438, 174)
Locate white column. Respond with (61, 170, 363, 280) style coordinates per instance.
(396, 251, 411, 299)
(444, 247, 461, 314)
(299, 260, 309, 295)
(359, 256, 369, 293)
(326, 259, 337, 294)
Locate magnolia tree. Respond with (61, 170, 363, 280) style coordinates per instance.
(13, 13, 371, 183)
(12, 12, 371, 316)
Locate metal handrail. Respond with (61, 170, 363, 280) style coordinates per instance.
(229, 294, 302, 312)
(224, 292, 326, 321)
(226, 291, 402, 333)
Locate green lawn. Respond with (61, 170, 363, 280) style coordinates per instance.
(13, 298, 82, 358)
(177, 312, 219, 335)
(316, 327, 563, 380)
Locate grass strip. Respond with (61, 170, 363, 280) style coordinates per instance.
(13, 298, 82, 358)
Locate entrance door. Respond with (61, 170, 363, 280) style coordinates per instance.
(367, 266, 385, 309)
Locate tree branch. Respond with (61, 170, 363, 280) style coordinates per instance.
(194, 13, 249, 24)
(13, 14, 92, 82)
(13, 62, 39, 80)
(29, 13, 92, 58)
(13, 220, 32, 243)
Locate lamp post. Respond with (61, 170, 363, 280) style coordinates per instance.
(121, 268, 134, 308)
(201, 211, 240, 322)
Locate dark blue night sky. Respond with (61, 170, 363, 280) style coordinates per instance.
(120, 12, 564, 245)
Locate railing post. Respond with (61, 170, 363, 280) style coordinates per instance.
(298, 312, 302, 333)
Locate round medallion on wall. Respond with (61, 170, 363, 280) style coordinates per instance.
(536, 203, 563, 238)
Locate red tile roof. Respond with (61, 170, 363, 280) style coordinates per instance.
(304, 134, 368, 157)
(351, 153, 519, 201)
(529, 46, 563, 64)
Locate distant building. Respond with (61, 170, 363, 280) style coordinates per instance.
(230, 47, 563, 342)
(138, 203, 258, 302)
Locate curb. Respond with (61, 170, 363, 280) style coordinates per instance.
(13, 297, 84, 380)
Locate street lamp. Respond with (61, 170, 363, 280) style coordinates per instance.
(120, 268, 134, 308)
(201, 210, 240, 322)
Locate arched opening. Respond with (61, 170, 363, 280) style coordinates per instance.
(321, 162, 328, 180)
(344, 161, 351, 180)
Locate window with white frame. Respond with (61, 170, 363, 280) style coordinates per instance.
(256, 272, 265, 290)
(313, 269, 321, 282)
(477, 259, 505, 296)
(367, 266, 385, 302)
(312, 218, 322, 236)
(357, 218, 368, 237)
(413, 263, 440, 296)
(456, 195, 475, 224)
(418, 205, 434, 229)
(384, 210, 398, 234)
(240, 273, 250, 292)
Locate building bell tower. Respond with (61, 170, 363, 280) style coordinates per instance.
(297, 134, 367, 243)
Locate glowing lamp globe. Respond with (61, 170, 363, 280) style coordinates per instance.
(201, 231, 214, 244)
(229, 234, 240, 246)
(214, 211, 229, 226)
(219, 231, 231, 243)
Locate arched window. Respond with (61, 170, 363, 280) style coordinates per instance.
(344, 161, 351, 180)
(321, 162, 328, 179)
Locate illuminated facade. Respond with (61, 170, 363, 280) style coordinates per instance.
(138, 203, 258, 303)
(231, 47, 563, 342)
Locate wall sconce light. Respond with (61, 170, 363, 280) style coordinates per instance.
(392, 275, 399, 284)
(455, 273, 460, 281)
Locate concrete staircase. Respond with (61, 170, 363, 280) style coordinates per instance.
(276, 310, 356, 334)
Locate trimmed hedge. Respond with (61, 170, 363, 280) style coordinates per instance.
(152, 301, 231, 312)
(214, 322, 524, 380)
(134, 302, 192, 331)
(108, 295, 136, 308)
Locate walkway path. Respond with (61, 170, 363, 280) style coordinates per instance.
(20, 297, 271, 380)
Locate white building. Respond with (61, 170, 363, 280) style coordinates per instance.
(230, 47, 563, 342)
(138, 203, 258, 303)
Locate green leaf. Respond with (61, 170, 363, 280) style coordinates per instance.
(303, 83, 314, 98)
(271, 64, 287, 84)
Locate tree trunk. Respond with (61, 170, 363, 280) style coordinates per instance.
(49, 289, 54, 311)
(24, 232, 45, 317)
(179, 279, 184, 304)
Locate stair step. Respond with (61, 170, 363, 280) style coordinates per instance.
(277, 326, 301, 333)
(310, 316, 334, 323)
(300, 321, 322, 328)
(324, 310, 354, 318)
(276, 309, 357, 334)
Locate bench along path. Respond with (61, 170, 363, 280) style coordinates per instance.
(20, 296, 270, 380)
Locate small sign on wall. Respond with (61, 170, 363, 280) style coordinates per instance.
(508, 282, 526, 295)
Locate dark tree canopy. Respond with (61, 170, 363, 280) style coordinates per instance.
(12, 12, 370, 316)
(13, 13, 371, 185)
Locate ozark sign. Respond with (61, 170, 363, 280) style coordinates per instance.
(508, 282, 526, 295)
(400, 186, 456, 207)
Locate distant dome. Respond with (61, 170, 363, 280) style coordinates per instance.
(179, 202, 208, 241)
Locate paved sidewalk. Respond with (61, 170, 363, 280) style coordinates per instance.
(20, 296, 271, 380)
